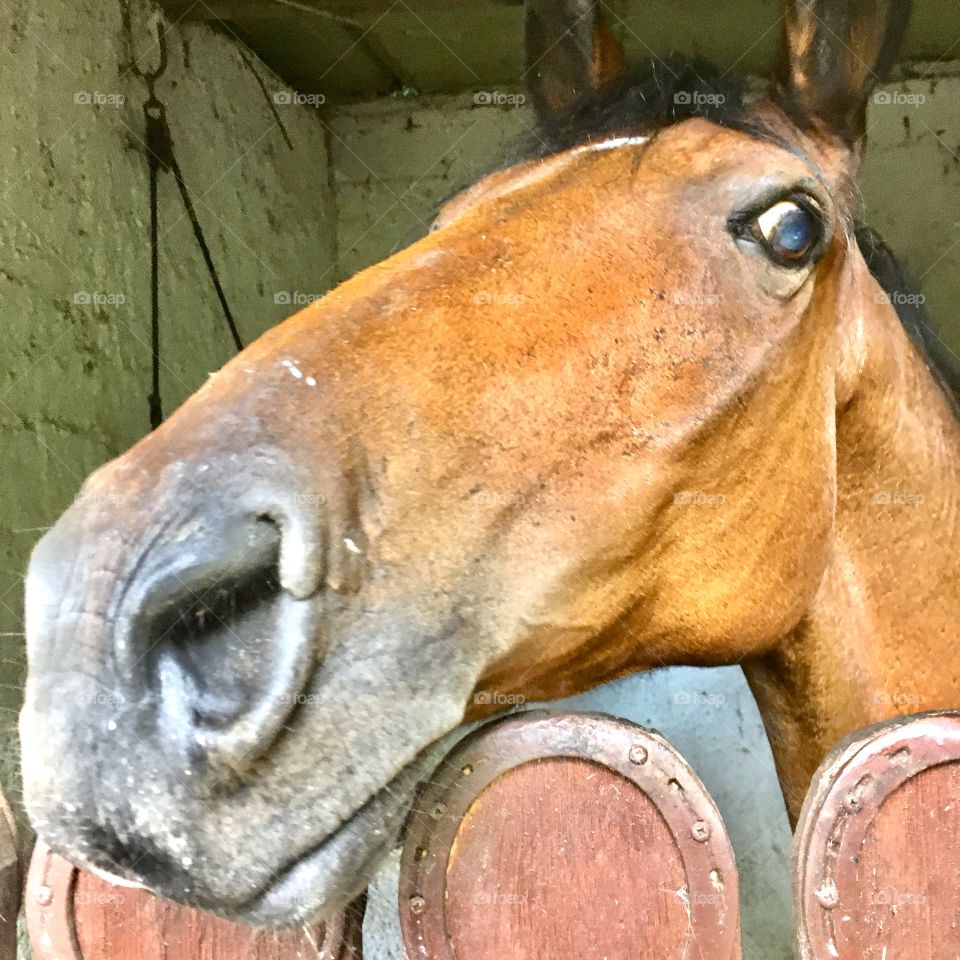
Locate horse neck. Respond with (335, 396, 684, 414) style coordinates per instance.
(745, 312, 960, 823)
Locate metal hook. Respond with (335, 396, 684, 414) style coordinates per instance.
(121, 3, 169, 86)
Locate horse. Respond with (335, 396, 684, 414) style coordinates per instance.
(20, 0, 960, 929)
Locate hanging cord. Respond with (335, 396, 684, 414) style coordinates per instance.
(144, 96, 170, 429)
(123, 9, 244, 430)
(168, 150, 245, 354)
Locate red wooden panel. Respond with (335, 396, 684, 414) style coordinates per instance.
(400, 711, 741, 960)
(794, 711, 960, 960)
(445, 757, 688, 960)
(26, 841, 363, 960)
(0, 790, 19, 960)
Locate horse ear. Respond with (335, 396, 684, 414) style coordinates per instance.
(525, 0, 627, 130)
(779, 0, 912, 145)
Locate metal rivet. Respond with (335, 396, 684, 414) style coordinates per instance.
(431, 802, 446, 819)
(691, 820, 711, 842)
(843, 793, 862, 813)
(628, 744, 649, 765)
(815, 880, 839, 909)
(35, 885, 53, 906)
(409, 895, 426, 915)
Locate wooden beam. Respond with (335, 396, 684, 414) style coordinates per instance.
(161, 0, 519, 23)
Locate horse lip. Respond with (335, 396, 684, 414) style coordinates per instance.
(223, 729, 465, 928)
(229, 801, 396, 927)
(84, 862, 150, 891)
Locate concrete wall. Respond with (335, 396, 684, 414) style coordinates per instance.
(331, 76, 960, 960)
(0, 0, 335, 835)
(861, 70, 960, 361)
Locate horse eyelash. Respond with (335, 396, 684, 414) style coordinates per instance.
(727, 190, 829, 265)
(728, 189, 822, 230)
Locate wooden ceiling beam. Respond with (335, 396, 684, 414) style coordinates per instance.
(161, 0, 519, 23)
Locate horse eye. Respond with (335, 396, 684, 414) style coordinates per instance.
(751, 199, 823, 268)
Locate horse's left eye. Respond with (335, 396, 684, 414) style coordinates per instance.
(752, 199, 823, 267)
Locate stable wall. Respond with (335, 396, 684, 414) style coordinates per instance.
(0, 0, 335, 829)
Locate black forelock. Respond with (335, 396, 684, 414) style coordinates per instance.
(528, 57, 756, 157)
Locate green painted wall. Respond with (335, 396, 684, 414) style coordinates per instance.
(0, 0, 335, 840)
(236, 0, 960, 100)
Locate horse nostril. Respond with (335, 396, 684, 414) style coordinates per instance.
(152, 554, 281, 723)
(141, 517, 319, 780)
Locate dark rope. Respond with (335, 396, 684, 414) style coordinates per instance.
(130, 14, 244, 431)
(236, 45, 294, 151)
(147, 156, 161, 430)
(144, 98, 170, 431)
(168, 156, 244, 353)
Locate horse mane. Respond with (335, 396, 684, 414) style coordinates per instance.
(527, 57, 755, 157)
(855, 226, 960, 415)
(520, 57, 960, 416)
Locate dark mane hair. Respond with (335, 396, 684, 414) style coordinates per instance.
(529, 57, 754, 157)
(856, 227, 960, 413)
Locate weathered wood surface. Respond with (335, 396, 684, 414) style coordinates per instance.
(0, 790, 19, 960)
(160, 0, 519, 21)
(400, 710, 741, 960)
(26, 840, 363, 960)
(794, 710, 960, 960)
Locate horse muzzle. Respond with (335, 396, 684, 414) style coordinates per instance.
(19, 439, 482, 926)
(23, 463, 327, 784)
